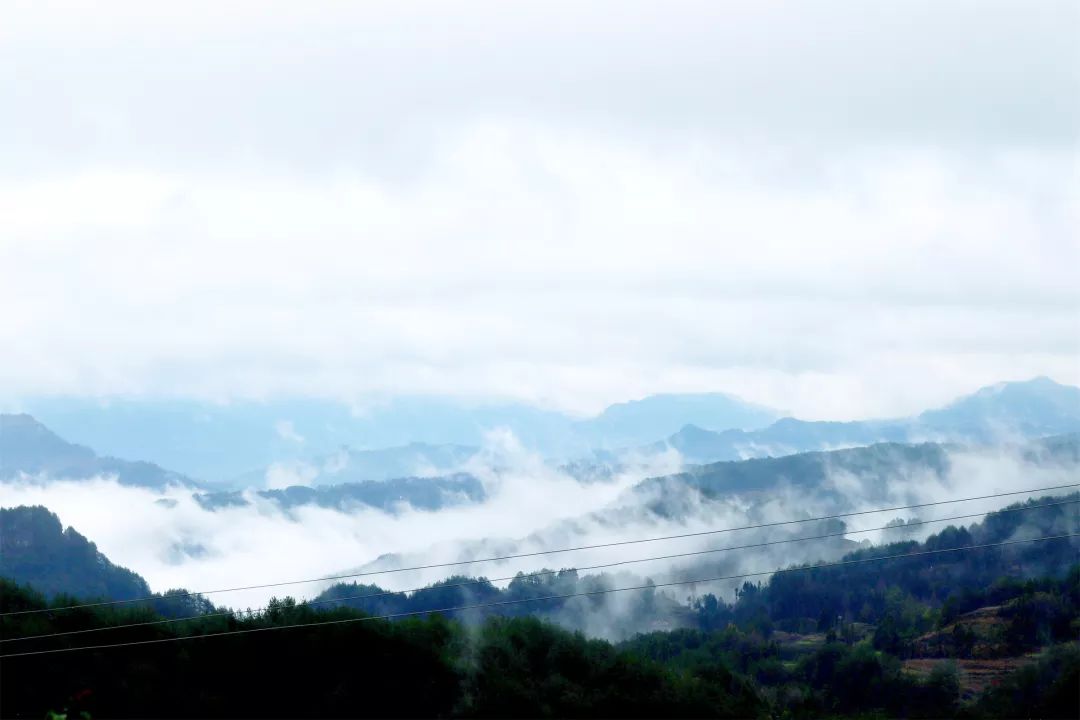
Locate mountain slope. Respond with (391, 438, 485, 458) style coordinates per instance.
(650, 419, 911, 465)
(639, 432, 1080, 510)
(644, 441, 952, 508)
(310, 488, 1080, 643)
(0, 505, 151, 600)
(231, 442, 481, 488)
(13, 392, 781, 480)
(645, 378, 1080, 465)
(195, 472, 486, 513)
(918, 376, 1080, 436)
(11, 397, 580, 479)
(576, 393, 778, 447)
(0, 413, 195, 489)
(10, 378, 1076, 488)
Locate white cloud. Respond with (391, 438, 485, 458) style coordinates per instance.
(0, 1, 1077, 418)
(0, 433, 666, 608)
(3, 435, 1069, 622)
(264, 461, 316, 490)
(274, 420, 304, 444)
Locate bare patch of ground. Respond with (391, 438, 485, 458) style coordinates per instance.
(902, 654, 1041, 699)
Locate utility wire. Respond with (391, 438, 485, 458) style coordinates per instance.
(3, 482, 1074, 618)
(4, 497, 1075, 644)
(2, 532, 1076, 659)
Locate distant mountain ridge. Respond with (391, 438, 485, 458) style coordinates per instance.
(230, 442, 482, 488)
(0, 413, 196, 489)
(4, 377, 1077, 489)
(645, 377, 1080, 465)
(917, 376, 1080, 435)
(320, 432, 1080, 616)
(630, 431, 1080, 520)
(0, 412, 490, 510)
(4, 433, 1077, 614)
(196, 473, 486, 513)
(9, 391, 778, 481)
(225, 393, 774, 488)
(578, 393, 778, 447)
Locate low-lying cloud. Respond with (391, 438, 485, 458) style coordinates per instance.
(0, 434, 680, 610)
(1, 435, 1075, 639)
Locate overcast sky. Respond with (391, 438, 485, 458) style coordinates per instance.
(1, 0, 1077, 419)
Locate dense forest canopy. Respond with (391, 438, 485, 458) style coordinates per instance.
(2, 494, 1077, 718)
(0, 506, 151, 601)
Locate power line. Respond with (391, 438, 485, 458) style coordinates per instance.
(2, 532, 1076, 659)
(4, 482, 1074, 618)
(5, 497, 1075, 644)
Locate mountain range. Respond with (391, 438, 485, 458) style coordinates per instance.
(0, 413, 195, 489)
(5, 433, 1077, 609)
(639, 432, 1080, 514)
(6, 392, 777, 482)
(194, 473, 487, 514)
(2, 378, 1078, 492)
(649, 376, 1080, 465)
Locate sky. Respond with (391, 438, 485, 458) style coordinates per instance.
(1, 0, 1078, 419)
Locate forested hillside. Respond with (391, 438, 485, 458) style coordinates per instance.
(641, 434, 1079, 508)
(0, 507, 151, 601)
(0, 580, 763, 719)
(2, 494, 1076, 717)
(301, 493, 1080, 637)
